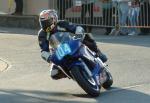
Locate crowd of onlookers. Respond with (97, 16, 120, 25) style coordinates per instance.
(102, 0, 150, 36)
(10, 0, 150, 35)
(56, 0, 150, 35)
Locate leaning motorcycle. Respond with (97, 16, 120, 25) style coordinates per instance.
(49, 32, 113, 97)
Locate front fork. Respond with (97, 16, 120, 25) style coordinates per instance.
(77, 58, 101, 86)
(95, 57, 109, 85)
(69, 58, 93, 77)
(92, 57, 108, 85)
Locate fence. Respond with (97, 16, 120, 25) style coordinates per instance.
(56, 0, 150, 33)
(1, 0, 150, 32)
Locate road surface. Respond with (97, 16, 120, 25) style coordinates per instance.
(0, 28, 150, 103)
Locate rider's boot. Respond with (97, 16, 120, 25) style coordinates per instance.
(99, 53, 108, 63)
(96, 49, 108, 63)
(50, 65, 67, 80)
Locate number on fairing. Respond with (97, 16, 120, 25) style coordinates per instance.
(56, 43, 71, 60)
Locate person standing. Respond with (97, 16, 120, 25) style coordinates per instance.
(128, 0, 140, 36)
(12, 0, 23, 15)
(102, 0, 113, 35)
(117, 0, 130, 35)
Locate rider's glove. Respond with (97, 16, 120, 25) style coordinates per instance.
(75, 26, 85, 40)
(41, 51, 52, 63)
(75, 26, 84, 34)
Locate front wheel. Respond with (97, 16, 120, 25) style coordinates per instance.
(71, 66, 100, 97)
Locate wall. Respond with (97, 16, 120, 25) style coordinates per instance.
(0, 0, 102, 16)
(0, 0, 15, 14)
(0, 0, 52, 15)
(24, 0, 50, 15)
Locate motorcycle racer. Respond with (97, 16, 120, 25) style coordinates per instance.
(38, 9, 107, 80)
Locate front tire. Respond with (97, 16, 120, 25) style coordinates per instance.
(71, 66, 100, 97)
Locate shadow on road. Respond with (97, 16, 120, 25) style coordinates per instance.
(73, 87, 150, 103)
(98, 87, 150, 103)
(0, 87, 150, 103)
(0, 89, 90, 103)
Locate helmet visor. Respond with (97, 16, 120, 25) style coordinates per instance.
(45, 18, 53, 27)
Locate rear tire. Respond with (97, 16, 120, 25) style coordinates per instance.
(71, 66, 100, 97)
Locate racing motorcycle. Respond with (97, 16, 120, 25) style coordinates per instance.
(49, 32, 113, 97)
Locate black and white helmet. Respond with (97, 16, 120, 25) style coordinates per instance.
(39, 9, 58, 31)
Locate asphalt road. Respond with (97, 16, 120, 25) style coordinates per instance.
(0, 28, 150, 103)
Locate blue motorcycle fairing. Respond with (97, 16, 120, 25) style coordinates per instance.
(69, 39, 82, 55)
(79, 45, 102, 69)
(58, 44, 96, 69)
(77, 45, 102, 85)
(50, 32, 102, 85)
(66, 44, 102, 76)
(78, 45, 96, 62)
(51, 39, 82, 65)
(92, 63, 101, 85)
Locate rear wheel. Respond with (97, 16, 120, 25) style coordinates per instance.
(71, 66, 100, 97)
(102, 68, 113, 89)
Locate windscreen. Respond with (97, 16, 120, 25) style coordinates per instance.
(49, 32, 72, 48)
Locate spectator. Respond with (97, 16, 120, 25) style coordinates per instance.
(102, 0, 113, 35)
(57, 0, 73, 20)
(128, 0, 140, 36)
(117, 0, 130, 35)
(12, 0, 23, 15)
(81, 0, 96, 33)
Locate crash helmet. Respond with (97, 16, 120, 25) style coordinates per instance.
(39, 9, 58, 32)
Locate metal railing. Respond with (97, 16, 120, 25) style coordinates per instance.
(3, 0, 150, 32)
(55, 0, 150, 32)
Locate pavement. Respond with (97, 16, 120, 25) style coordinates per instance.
(0, 27, 150, 103)
(0, 27, 35, 72)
